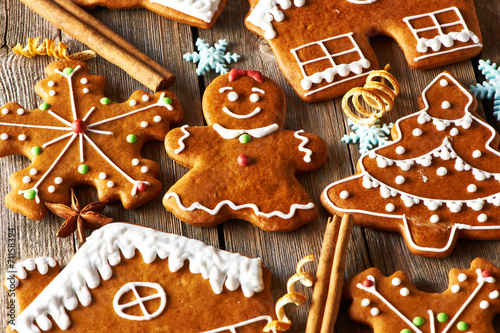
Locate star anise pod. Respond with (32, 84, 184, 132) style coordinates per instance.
(45, 189, 113, 243)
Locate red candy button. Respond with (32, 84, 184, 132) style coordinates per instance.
(482, 270, 491, 278)
(72, 119, 87, 133)
(237, 154, 251, 166)
(362, 279, 374, 288)
(137, 183, 148, 192)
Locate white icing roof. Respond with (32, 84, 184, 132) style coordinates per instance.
(11, 223, 264, 333)
(149, 0, 222, 23)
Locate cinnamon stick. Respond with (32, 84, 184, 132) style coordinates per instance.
(19, 0, 175, 92)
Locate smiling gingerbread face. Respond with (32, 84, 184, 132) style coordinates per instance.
(202, 69, 287, 129)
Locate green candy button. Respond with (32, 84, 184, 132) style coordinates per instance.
(127, 134, 137, 143)
(31, 146, 42, 155)
(413, 317, 424, 326)
(78, 164, 89, 174)
(239, 134, 251, 144)
(161, 97, 172, 105)
(100, 97, 111, 105)
(63, 67, 74, 75)
(437, 313, 449, 323)
(40, 102, 50, 110)
(401, 329, 412, 333)
(23, 189, 36, 200)
(457, 322, 469, 331)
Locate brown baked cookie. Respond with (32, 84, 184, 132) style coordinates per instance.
(163, 69, 328, 232)
(322, 72, 500, 258)
(4, 223, 276, 332)
(345, 258, 500, 333)
(72, 0, 227, 29)
(245, 0, 482, 102)
(0, 60, 183, 220)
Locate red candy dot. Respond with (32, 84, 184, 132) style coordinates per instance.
(72, 119, 87, 134)
(482, 270, 491, 278)
(237, 154, 251, 166)
(363, 279, 374, 288)
(137, 183, 148, 192)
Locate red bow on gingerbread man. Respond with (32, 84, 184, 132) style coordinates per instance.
(228, 69, 263, 83)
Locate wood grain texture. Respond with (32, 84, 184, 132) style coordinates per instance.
(1, 0, 499, 331)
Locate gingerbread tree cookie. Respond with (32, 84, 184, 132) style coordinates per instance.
(0, 60, 183, 220)
(163, 69, 328, 232)
(346, 258, 500, 333)
(322, 72, 500, 257)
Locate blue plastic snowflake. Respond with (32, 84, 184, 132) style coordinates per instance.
(342, 120, 393, 154)
(183, 39, 240, 76)
(470, 59, 500, 120)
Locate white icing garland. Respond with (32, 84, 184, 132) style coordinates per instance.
(246, 0, 305, 39)
(174, 125, 190, 154)
(10, 223, 265, 333)
(213, 123, 279, 139)
(294, 130, 312, 163)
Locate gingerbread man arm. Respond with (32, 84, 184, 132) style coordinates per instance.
(165, 126, 214, 169)
(281, 130, 328, 174)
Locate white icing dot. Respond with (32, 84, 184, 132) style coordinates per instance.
(467, 184, 477, 193)
(436, 167, 447, 176)
(154, 116, 162, 123)
(48, 185, 55, 193)
(385, 203, 395, 212)
(55, 177, 63, 184)
(227, 91, 239, 101)
(18, 190, 23, 195)
(395, 176, 405, 184)
(370, 308, 379, 316)
(1, 133, 9, 140)
(48, 81, 55, 87)
(339, 190, 349, 199)
(400, 288, 409, 297)
(451, 284, 460, 293)
(480, 300, 489, 309)
(473, 150, 482, 158)
(430, 215, 440, 223)
(478, 214, 488, 223)
(18, 134, 26, 141)
(83, 88, 89, 94)
(361, 299, 370, 307)
(141, 121, 149, 128)
(396, 146, 405, 154)
(22, 176, 31, 183)
(441, 101, 451, 109)
(142, 95, 150, 101)
(450, 128, 459, 136)
(1, 108, 8, 114)
(436, 122, 446, 131)
(17, 108, 25, 115)
(80, 78, 88, 84)
(250, 93, 259, 102)
(132, 159, 140, 166)
(489, 290, 499, 299)
(141, 166, 149, 173)
(440, 79, 448, 86)
(99, 172, 107, 180)
(412, 128, 422, 136)
(107, 181, 114, 188)
(458, 273, 467, 282)
(49, 90, 56, 96)
(392, 278, 401, 286)
(29, 168, 37, 175)
(129, 100, 137, 106)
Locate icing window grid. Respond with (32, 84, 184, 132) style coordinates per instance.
(402, 7, 481, 62)
(290, 32, 371, 97)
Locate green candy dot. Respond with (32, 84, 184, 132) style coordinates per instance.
(63, 67, 74, 75)
(457, 322, 469, 331)
(413, 317, 424, 326)
(127, 134, 137, 143)
(23, 189, 36, 200)
(401, 329, 412, 333)
(40, 102, 50, 111)
(100, 97, 111, 105)
(31, 146, 42, 155)
(78, 164, 89, 174)
(239, 134, 251, 144)
(437, 313, 449, 323)
(161, 97, 172, 105)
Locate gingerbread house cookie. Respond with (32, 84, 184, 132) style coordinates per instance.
(322, 72, 500, 257)
(4, 223, 276, 332)
(245, 0, 482, 102)
(163, 69, 328, 232)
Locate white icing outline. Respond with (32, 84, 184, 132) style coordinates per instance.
(165, 192, 315, 219)
(294, 130, 312, 163)
(414, 44, 483, 62)
(213, 123, 279, 139)
(201, 315, 273, 333)
(347, 0, 377, 3)
(222, 106, 262, 119)
(113, 282, 167, 321)
(174, 125, 190, 154)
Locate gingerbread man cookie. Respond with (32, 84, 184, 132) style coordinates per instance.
(0, 60, 183, 220)
(245, 0, 482, 102)
(163, 69, 328, 232)
(322, 72, 500, 257)
(345, 258, 500, 333)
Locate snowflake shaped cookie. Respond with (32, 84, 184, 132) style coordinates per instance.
(470, 59, 500, 120)
(0, 60, 183, 220)
(183, 39, 240, 75)
(342, 120, 393, 154)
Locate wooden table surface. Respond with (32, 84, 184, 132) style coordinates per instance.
(1, 0, 499, 331)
